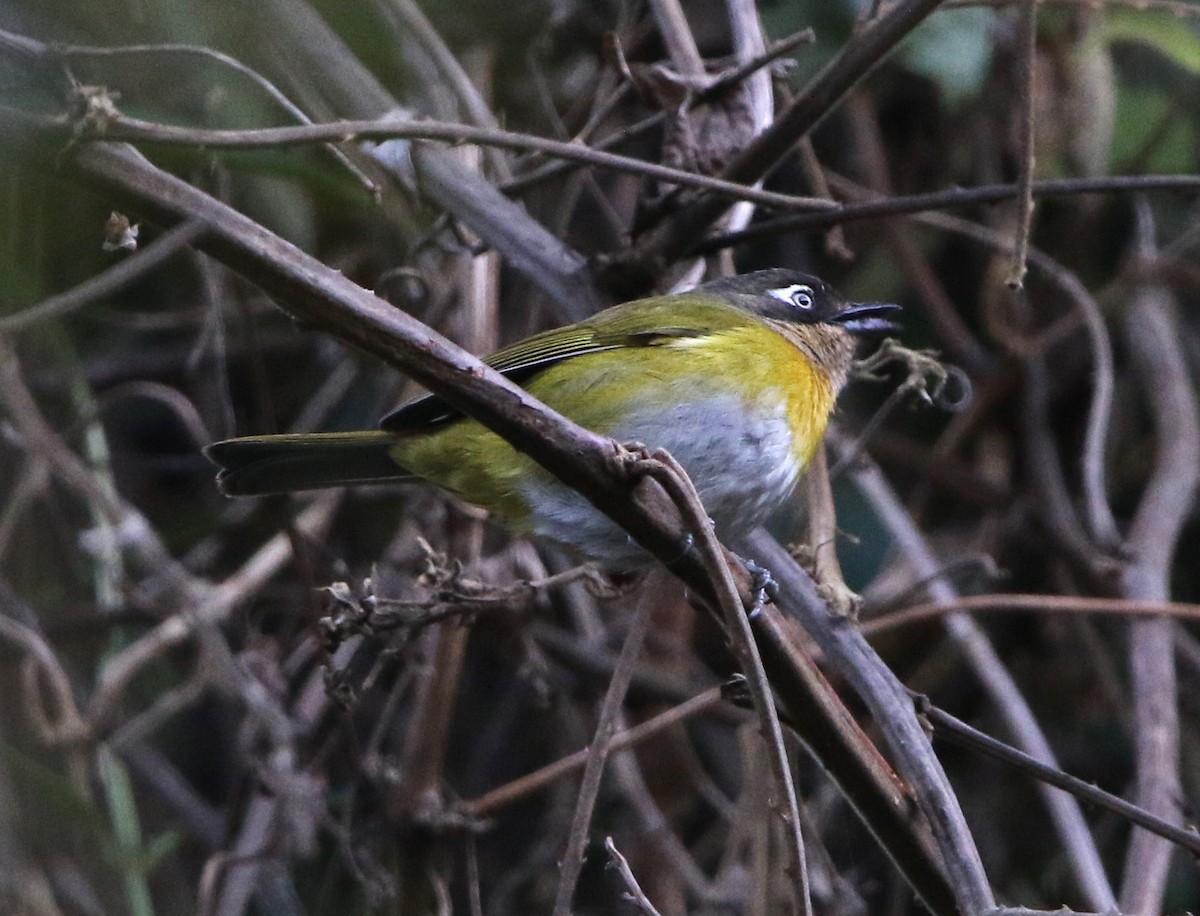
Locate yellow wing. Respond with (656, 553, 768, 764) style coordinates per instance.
(380, 296, 750, 433)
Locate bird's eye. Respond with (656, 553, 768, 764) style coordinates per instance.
(767, 283, 817, 310)
(790, 285, 814, 309)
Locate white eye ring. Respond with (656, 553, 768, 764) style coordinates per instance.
(768, 283, 815, 309)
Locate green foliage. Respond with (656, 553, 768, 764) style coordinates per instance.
(1111, 83, 1198, 172)
(1103, 7, 1200, 74)
(898, 7, 997, 105)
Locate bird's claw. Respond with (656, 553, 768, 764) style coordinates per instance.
(741, 557, 777, 619)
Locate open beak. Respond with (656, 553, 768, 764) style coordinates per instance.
(834, 301, 901, 334)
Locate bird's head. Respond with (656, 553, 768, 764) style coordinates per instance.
(698, 269, 901, 335)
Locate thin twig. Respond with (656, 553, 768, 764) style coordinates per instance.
(0, 599, 90, 783)
(626, 449, 811, 916)
(612, 0, 950, 278)
(605, 837, 664, 916)
(695, 173, 1200, 253)
(706, 28, 814, 97)
(860, 593, 1200, 637)
(87, 494, 340, 732)
(842, 89, 994, 373)
(361, 563, 608, 631)
(923, 702, 1200, 859)
(368, 0, 511, 180)
(46, 110, 838, 215)
(33, 34, 378, 197)
(552, 575, 657, 916)
(858, 197, 1123, 552)
(836, 437, 1117, 911)
(0, 337, 190, 587)
(799, 447, 861, 619)
(503, 28, 814, 196)
(743, 530, 990, 916)
(606, 739, 713, 899)
(795, 134, 852, 260)
(0, 219, 207, 332)
(107, 675, 210, 751)
(460, 688, 724, 818)
(1022, 355, 1120, 586)
(649, 0, 706, 79)
(1005, 0, 1038, 288)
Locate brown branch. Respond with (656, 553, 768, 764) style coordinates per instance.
(0, 337, 189, 588)
(1024, 355, 1108, 573)
(861, 593, 1200, 636)
(743, 530, 990, 915)
(649, 0, 706, 79)
(186, 0, 607, 322)
(606, 0, 951, 290)
(694, 173, 1200, 254)
(43, 110, 841, 216)
(1005, 0, 1038, 288)
(14, 31, 380, 197)
(461, 688, 724, 818)
(841, 91, 994, 373)
(0, 588, 90, 788)
(832, 438, 1117, 911)
(87, 494, 340, 732)
(502, 28, 815, 197)
(367, 0, 512, 180)
(709, 0, 949, 193)
(923, 702, 1200, 859)
(799, 447, 861, 619)
(854, 196, 1123, 552)
(625, 448, 810, 914)
(334, 563, 608, 635)
(1117, 205, 1199, 913)
(552, 577, 657, 916)
(605, 837, 664, 916)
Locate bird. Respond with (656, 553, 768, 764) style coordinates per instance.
(205, 269, 898, 567)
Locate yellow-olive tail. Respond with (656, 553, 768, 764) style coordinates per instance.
(205, 431, 408, 496)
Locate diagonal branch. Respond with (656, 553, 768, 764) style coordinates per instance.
(833, 444, 1117, 912)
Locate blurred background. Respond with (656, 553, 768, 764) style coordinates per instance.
(2, 0, 1200, 913)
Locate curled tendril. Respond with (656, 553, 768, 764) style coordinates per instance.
(853, 338, 973, 413)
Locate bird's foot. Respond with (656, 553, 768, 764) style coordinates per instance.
(740, 556, 778, 619)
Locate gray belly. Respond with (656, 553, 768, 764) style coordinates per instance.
(520, 393, 801, 567)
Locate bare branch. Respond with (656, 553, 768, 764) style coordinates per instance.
(829, 438, 1116, 911)
(1117, 204, 1199, 914)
